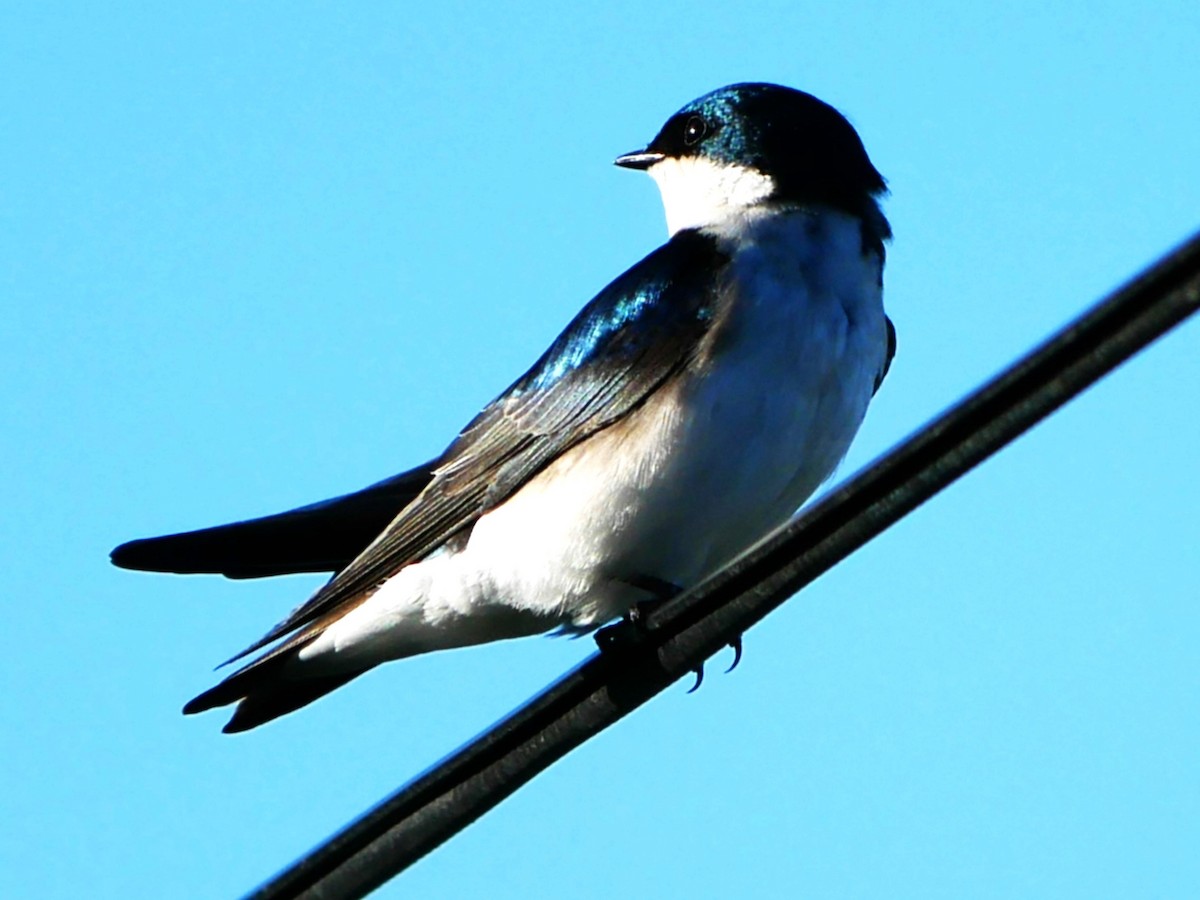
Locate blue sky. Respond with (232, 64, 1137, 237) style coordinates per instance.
(3, 3, 1198, 897)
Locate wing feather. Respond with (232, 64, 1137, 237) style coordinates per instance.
(234, 230, 729, 658)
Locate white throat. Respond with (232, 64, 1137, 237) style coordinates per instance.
(648, 156, 775, 235)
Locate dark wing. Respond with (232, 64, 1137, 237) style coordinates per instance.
(110, 462, 438, 578)
(235, 229, 730, 658)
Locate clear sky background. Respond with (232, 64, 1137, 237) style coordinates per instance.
(3, 3, 1198, 898)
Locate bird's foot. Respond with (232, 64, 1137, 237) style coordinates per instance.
(685, 636, 742, 693)
(627, 576, 713, 691)
(594, 575, 684, 652)
(594, 575, 734, 695)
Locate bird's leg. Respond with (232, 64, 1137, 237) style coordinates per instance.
(594, 575, 744, 691)
(623, 574, 684, 624)
(594, 574, 685, 658)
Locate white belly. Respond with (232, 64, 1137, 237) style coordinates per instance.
(462, 207, 886, 626)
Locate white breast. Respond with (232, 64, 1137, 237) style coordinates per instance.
(465, 206, 887, 626)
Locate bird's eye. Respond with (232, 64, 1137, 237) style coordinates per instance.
(683, 115, 707, 146)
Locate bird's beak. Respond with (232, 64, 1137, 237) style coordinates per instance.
(614, 149, 665, 170)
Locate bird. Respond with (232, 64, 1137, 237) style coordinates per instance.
(112, 83, 895, 733)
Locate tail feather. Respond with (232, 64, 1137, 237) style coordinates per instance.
(111, 460, 437, 579)
(220, 671, 364, 733)
(184, 638, 368, 732)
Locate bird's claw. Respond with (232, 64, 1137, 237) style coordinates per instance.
(686, 637, 740, 692)
(725, 635, 743, 673)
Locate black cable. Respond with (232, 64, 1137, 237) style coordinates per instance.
(248, 230, 1200, 900)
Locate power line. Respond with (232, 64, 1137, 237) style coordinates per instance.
(248, 230, 1200, 900)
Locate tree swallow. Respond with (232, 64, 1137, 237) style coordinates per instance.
(112, 83, 895, 732)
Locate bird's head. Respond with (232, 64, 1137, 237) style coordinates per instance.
(616, 83, 886, 236)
